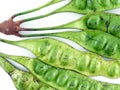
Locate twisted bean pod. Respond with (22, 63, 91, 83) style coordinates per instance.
(0, 57, 55, 90)
(1, 53, 120, 90)
(1, 38, 120, 78)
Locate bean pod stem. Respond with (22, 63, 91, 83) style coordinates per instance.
(0, 0, 61, 36)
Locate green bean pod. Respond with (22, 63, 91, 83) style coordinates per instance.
(1, 53, 120, 90)
(1, 38, 120, 78)
(42, 30, 120, 60)
(78, 12, 120, 38)
(27, 12, 120, 39)
(0, 57, 55, 90)
(13, 0, 120, 23)
(19, 0, 120, 17)
(70, 0, 120, 14)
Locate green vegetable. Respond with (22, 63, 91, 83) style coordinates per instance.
(24, 12, 120, 38)
(14, 0, 120, 19)
(41, 30, 120, 60)
(12, 0, 120, 26)
(1, 53, 120, 90)
(0, 57, 55, 90)
(2, 0, 120, 36)
(77, 12, 120, 38)
(1, 38, 120, 78)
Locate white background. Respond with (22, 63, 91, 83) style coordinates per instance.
(1, 0, 120, 90)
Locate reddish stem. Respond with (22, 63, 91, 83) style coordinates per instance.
(0, 18, 24, 37)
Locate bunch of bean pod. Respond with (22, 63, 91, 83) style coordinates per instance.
(1, 52, 120, 90)
(1, 38, 120, 78)
(0, 37, 120, 89)
(1, 0, 120, 90)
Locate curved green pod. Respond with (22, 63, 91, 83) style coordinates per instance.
(1, 53, 120, 90)
(14, 0, 120, 19)
(1, 38, 120, 78)
(26, 12, 120, 38)
(12, 0, 120, 23)
(42, 30, 120, 60)
(0, 57, 55, 90)
(77, 12, 120, 38)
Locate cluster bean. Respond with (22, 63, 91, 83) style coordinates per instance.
(0, 53, 120, 90)
(1, 38, 120, 78)
(1, 0, 120, 89)
(0, 57, 55, 90)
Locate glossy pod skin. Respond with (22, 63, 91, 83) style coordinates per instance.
(30, 12, 120, 39)
(1, 38, 120, 78)
(0, 57, 55, 90)
(41, 30, 120, 60)
(1, 53, 120, 90)
(78, 12, 120, 38)
(16, 0, 120, 36)
(73, 0, 120, 13)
